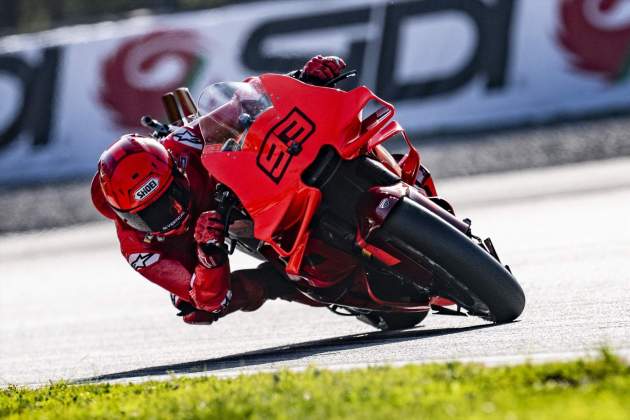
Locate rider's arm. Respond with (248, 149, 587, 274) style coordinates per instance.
(190, 210, 232, 313)
(162, 124, 204, 156)
(133, 255, 231, 324)
(125, 251, 232, 322)
(117, 220, 233, 318)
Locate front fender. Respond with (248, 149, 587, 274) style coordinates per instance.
(356, 183, 470, 244)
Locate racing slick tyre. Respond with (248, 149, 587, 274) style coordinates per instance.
(380, 198, 525, 323)
(357, 310, 429, 331)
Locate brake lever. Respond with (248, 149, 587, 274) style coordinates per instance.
(324, 69, 358, 87)
(214, 185, 239, 233)
(140, 115, 171, 138)
(214, 186, 244, 256)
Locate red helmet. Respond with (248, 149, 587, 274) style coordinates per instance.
(97, 134, 191, 235)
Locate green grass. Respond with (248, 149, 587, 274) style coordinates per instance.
(1, 350, 628, 419)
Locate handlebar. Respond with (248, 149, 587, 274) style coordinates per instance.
(324, 69, 358, 87)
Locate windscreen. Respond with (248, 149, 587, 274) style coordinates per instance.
(197, 80, 272, 152)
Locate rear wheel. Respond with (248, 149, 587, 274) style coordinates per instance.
(380, 198, 525, 323)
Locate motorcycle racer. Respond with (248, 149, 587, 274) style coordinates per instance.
(91, 55, 346, 325)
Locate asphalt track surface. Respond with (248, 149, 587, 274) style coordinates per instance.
(1, 157, 629, 386)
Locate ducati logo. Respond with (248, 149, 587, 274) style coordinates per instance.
(134, 178, 160, 201)
(558, 0, 630, 81)
(99, 30, 205, 128)
(378, 198, 392, 209)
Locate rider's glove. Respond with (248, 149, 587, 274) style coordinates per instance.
(194, 210, 228, 268)
(170, 293, 219, 325)
(170, 293, 196, 316)
(182, 310, 219, 325)
(301, 55, 346, 84)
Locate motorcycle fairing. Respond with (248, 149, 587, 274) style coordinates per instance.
(201, 74, 420, 275)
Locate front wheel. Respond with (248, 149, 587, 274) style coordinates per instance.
(379, 198, 525, 323)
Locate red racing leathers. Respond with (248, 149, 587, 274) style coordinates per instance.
(91, 125, 329, 324)
(92, 125, 244, 322)
(92, 55, 348, 324)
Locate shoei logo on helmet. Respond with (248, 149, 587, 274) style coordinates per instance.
(134, 178, 160, 201)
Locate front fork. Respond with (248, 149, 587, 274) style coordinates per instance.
(354, 182, 475, 308)
(355, 182, 510, 311)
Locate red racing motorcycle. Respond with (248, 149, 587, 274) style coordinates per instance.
(151, 72, 525, 330)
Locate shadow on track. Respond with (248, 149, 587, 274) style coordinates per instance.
(78, 323, 496, 383)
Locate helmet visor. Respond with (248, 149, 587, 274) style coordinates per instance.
(114, 172, 191, 234)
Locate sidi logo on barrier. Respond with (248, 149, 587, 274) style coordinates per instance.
(242, 0, 516, 102)
(0, 47, 61, 151)
(558, 0, 630, 82)
(256, 108, 315, 183)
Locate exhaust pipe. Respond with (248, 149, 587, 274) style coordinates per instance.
(161, 92, 184, 126)
(174, 87, 199, 122)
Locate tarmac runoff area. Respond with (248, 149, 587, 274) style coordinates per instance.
(1, 157, 629, 386)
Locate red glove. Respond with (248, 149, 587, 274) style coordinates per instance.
(302, 55, 346, 82)
(194, 210, 224, 245)
(194, 210, 228, 269)
(182, 311, 218, 325)
(171, 293, 194, 315)
(171, 293, 219, 325)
